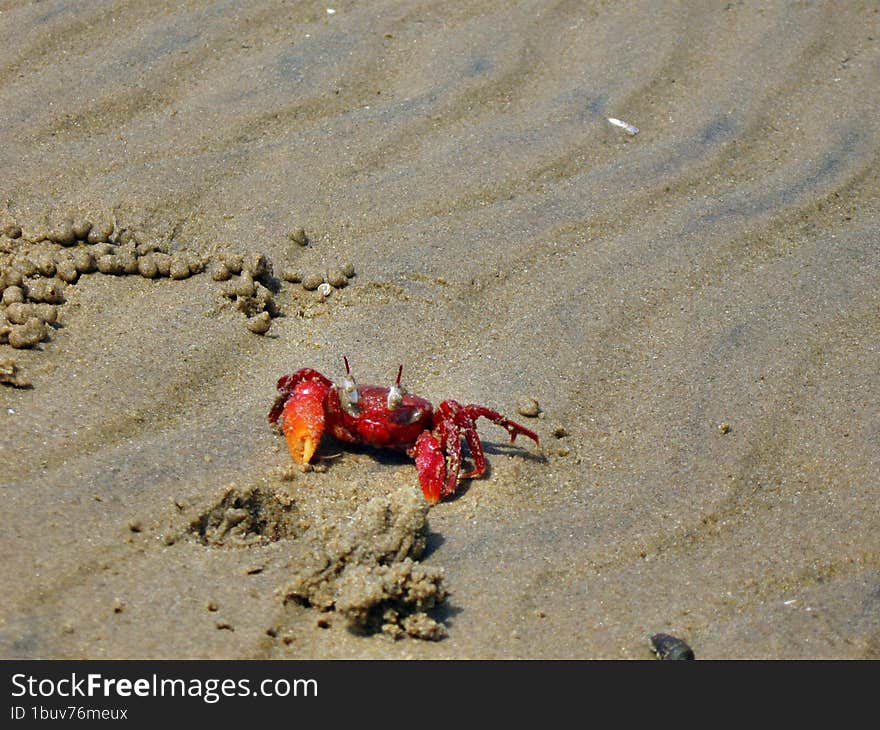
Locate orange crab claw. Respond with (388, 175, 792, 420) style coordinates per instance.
(281, 381, 328, 464)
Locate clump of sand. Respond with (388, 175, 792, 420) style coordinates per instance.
(189, 483, 301, 547)
(282, 487, 447, 640)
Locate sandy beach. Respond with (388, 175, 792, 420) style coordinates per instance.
(1, 0, 878, 659)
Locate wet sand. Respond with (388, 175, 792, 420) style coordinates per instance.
(1, 1, 878, 659)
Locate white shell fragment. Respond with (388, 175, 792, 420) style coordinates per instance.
(317, 282, 332, 297)
(607, 117, 639, 135)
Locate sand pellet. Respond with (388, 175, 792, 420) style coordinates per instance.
(3, 224, 22, 239)
(49, 222, 76, 246)
(327, 269, 348, 288)
(153, 253, 172, 277)
(247, 311, 271, 335)
(13, 257, 38, 278)
(8, 317, 47, 348)
(0, 324, 9, 345)
(289, 227, 307, 245)
(136, 241, 157, 256)
(56, 261, 79, 283)
(72, 250, 96, 274)
(220, 253, 243, 274)
(186, 253, 205, 275)
(34, 255, 56, 277)
(301, 273, 324, 291)
(243, 252, 268, 279)
(72, 219, 92, 240)
(90, 243, 115, 258)
(25, 278, 65, 304)
(2, 268, 22, 288)
(97, 255, 123, 275)
(0, 355, 28, 385)
(281, 268, 302, 283)
(6, 302, 57, 325)
(137, 255, 159, 279)
(341, 262, 356, 278)
(516, 396, 541, 418)
(210, 262, 231, 281)
(222, 271, 255, 298)
(117, 250, 139, 275)
(2, 286, 24, 305)
(116, 230, 137, 246)
(87, 222, 114, 244)
(169, 255, 191, 280)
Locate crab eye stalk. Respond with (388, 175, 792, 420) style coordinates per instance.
(338, 355, 360, 415)
(386, 364, 407, 410)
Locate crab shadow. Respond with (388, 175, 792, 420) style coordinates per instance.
(320, 436, 544, 470)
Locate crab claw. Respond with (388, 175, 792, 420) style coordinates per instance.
(281, 381, 328, 464)
(413, 431, 446, 504)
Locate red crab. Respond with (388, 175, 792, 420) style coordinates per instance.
(268, 358, 540, 503)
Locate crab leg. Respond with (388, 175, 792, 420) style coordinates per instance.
(438, 400, 540, 480)
(437, 418, 463, 496)
(460, 419, 487, 480)
(461, 404, 540, 447)
(411, 418, 464, 504)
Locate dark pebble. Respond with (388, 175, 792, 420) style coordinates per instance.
(650, 634, 695, 660)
